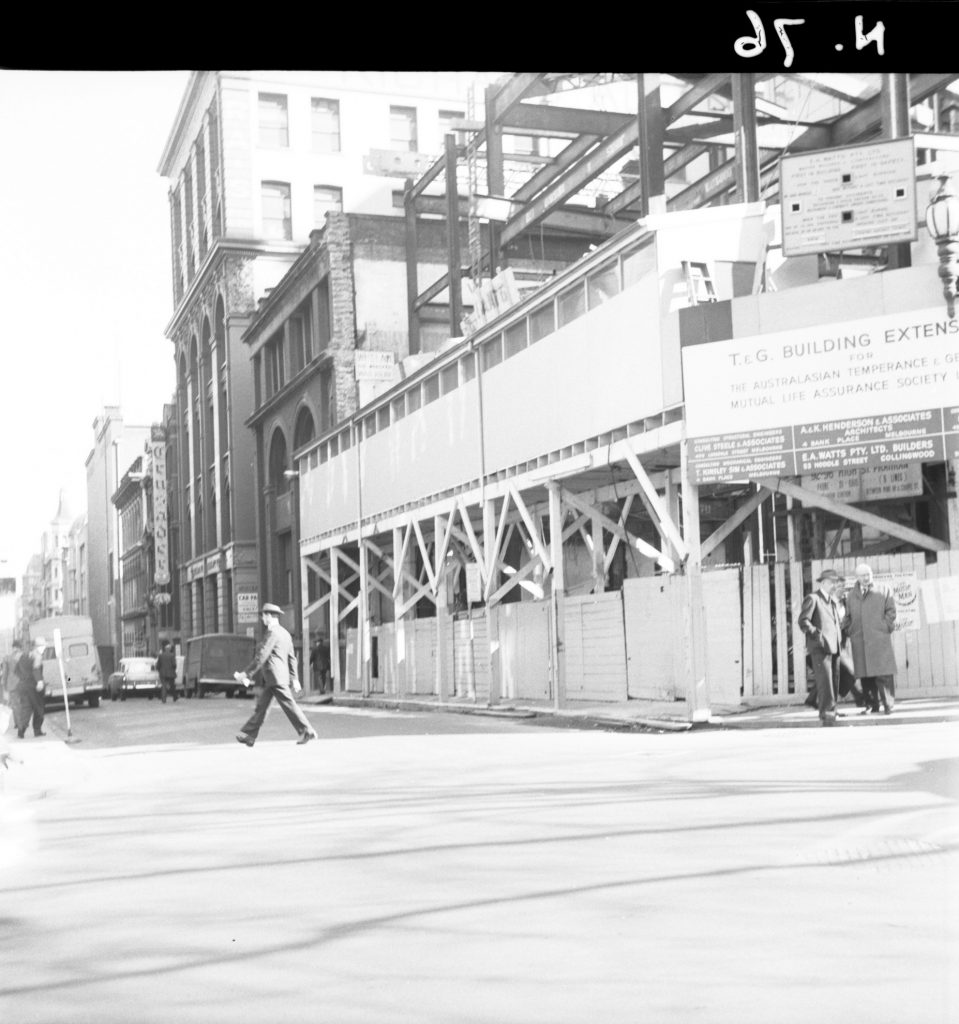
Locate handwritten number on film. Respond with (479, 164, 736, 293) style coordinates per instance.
(735, 11, 885, 68)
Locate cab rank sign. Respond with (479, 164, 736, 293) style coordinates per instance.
(681, 306, 959, 484)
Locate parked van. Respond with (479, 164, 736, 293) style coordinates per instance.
(184, 633, 256, 698)
(30, 615, 105, 708)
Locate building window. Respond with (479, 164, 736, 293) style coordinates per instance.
(278, 531, 293, 604)
(313, 185, 343, 226)
(261, 181, 292, 240)
(557, 282, 586, 327)
(390, 106, 418, 151)
(311, 98, 340, 153)
(266, 334, 284, 398)
(438, 109, 466, 147)
(258, 93, 289, 148)
(288, 300, 313, 376)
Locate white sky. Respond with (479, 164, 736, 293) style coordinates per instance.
(0, 70, 192, 575)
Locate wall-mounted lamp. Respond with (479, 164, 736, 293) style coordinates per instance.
(283, 470, 300, 480)
(925, 173, 959, 317)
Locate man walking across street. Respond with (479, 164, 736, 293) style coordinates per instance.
(14, 637, 47, 739)
(156, 640, 178, 704)
(798, 568, 843, 726)
(235, 603, 318, 747)
(844, 563, 898, 715)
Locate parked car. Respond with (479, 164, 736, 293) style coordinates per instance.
(184, 634, 256, 698)
(108, 657, 160, 701)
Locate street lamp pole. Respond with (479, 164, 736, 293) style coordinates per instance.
(925, 173, 959, 317)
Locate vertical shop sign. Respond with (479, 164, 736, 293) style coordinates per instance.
(151, 436, 170, 586)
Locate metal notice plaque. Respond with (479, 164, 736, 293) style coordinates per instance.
(780, 138, 917, 257)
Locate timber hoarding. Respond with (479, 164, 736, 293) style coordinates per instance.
(681, 306, 959, 484)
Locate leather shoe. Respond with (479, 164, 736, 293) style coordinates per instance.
(34, 731, 46, 737)
(296, 731, 317, 745)
(235, 733, 255, 747)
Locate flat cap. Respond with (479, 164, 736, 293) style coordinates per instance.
(260, 603, 284, 615)
(817, 569, 841, 582)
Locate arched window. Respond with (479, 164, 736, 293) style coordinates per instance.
(293, 407, 315, 452)
(268, 429, 289, 494)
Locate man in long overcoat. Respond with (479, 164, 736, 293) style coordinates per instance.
(843, 563, 898, 714)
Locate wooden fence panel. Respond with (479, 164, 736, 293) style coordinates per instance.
(564, 592, 628, 702)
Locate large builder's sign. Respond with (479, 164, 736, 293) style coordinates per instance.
(682, 306, 959, 484)
(780, 138, 917, 257)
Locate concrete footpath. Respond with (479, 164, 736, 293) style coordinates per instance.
(312, 690, 959, 732)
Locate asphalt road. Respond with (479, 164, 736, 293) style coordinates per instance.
(34, 690, 544, 748)
(1, 703, 957, 1023)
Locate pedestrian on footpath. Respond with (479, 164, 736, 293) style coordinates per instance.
(843, 563, 898, 715)
(14, 637, 47, 739)
(156, 640, 179, 704)
(798, 568, 843, 726)
(235, 603, 318, 747)
(1, 639, 21, 708)
(834, 574, 867, 708)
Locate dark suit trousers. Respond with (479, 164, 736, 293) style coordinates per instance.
(861, 675, 895, 712)
(809, 647, 838, 719)
(240, 680, 312, 739)
(15, 686, 44, 734)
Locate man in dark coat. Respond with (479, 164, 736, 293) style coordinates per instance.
(14, 637, 47, 738)
(798, 568, 843, 726)
(156, 640, 179, 703)
(235, 604, 318, 747)
(843, 563, 898, 715)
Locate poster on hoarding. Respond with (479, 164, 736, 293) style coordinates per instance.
(871, 572, 920, 632)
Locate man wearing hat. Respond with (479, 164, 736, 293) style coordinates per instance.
(798, 569, 844, 726)
(13, 636, 47, 739)
(843, 562, 897, 715)
(234, 604, 318, 747)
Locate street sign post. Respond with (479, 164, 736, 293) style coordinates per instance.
(52, 628, 78, 742)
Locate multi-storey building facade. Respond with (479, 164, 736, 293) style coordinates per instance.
(85, 407, 153, 674)
(38, 490, 73, 619)
(158, 71, 493, 642)
(113, 419, 181, 657)
(63, 512, 88, 618)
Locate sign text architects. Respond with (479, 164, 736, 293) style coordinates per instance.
(151, 440, 170, 587)
(682, 307, 959, 484)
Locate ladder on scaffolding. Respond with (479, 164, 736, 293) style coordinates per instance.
(466, 83, 483, 290)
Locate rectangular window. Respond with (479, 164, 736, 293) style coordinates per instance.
(529, 302, 555, 344)
(460, 354, 476, 382)
(391, 395, 406, 422)
(364, 414, 377, 439)
(438, 109, 466, 147)
(557, 282, 586, 327)
(440, 364, 458, 395)
(258, 93, 289, 148)
(311, 97, 341, 152)
(504, 320, 528, 359)
(377, 406, 390, 431)
(481, 335, 503, 371)
(390, 105, 418, 151)
(423, 375, 440, 404)
(622, 242, 655, 288)
(407, 386, 421, 413)
(266, 335, 284, 396)
(314, 185, 343, 226)
(288, 318, 305, 377)
(261, 181, 292, 240)
(588, 260, 621, 307)
(278, 531, 293, 603)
